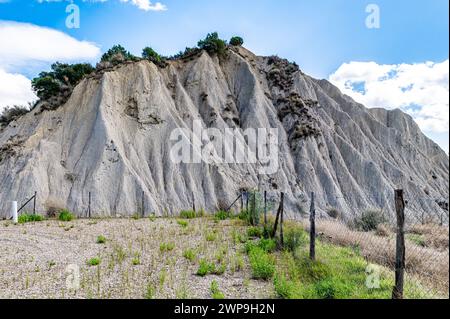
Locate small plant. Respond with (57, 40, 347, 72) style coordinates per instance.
(132, 253, 141, 265)
(284, 225, 308, 252)
(327, 208, 340, 219)
(247, 226, 263, 238)
(96, 235, 106, 244)
(210, 280, 225, 299)
(206, 231, 217, 242)
(353, 210, 386, 232)
(183, 249, 197, 262)
(58, 209, 74, 222)
(215, 210, 231, 221)
(18, 213, 44, 224)
(180, 210, 197, 219)
(196, 259, 216, 277)
(88, 257, 101, 266)
(248, 246, 275, 280)
(144, 282, 155, 299)
(177, 220, 188, 228)
(160, 242, 175, 252)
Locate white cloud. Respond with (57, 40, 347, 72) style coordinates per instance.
(329, 60, 449, 152)
(0, 68, 38, 109)
(120, 0, 167, 11)
(36, 0, 167, 11)
(0, 21, 101, 112)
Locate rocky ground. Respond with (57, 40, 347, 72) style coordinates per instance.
(0, 217, 273, 299)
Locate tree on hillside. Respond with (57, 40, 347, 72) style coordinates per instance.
(197, 32, 227, 56)
(142, 47, 167, 67)
(230, 36, 244, 46)
(101, 45, 137, 64)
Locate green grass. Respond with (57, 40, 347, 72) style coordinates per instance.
(177, 220, 189, 228)
(180, 210, 203, 219)
(407, 234, 427, 247)
(182, 249, 197, 262)
(247, 246, 275, 280)
(205, 231, 217, 242)
(215, 210, 231, 221)
(210, 280, 225, 299)
(58, 209, 74, 222)
(18, 213, 44, 224)
(160, 242, 175, 252)
(272, 238, 432, 299)
(96, 235, 106, 244)
(87, 257, 101, 266)
(196, 259, 216, 277)
(247, 226, 264, 238)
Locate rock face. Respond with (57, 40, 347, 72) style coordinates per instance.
(0, 47, 448, 221)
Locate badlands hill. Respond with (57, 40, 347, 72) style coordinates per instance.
(0, 46, 448, 220)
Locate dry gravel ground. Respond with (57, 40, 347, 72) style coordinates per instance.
(0, 218, 273, 299)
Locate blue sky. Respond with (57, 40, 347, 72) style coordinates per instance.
(0, 0, 449, 151)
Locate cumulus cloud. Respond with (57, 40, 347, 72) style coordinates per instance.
(36, 0, 167, 11)
(0, 68, 38, 109)
(329, 60, 449, 150)
(0, 21, 100, 112)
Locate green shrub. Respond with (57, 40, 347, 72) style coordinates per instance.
(197, 259, 216, 277)
(101, 44, 137, 63)
(247, 226, 263, 238)
(230, 36, 244, 46)
(96, 235, 106, 244)
(160, 242, 175, 252)
(198, 32, 227, 56)
(245, 238, 277, 254)
(210, 280, 225, 299)
(284, 225, 308, 252)
(215, 210, 231, 221)
(274, 274, 298, 299)
(31, 62, 94, 100)
(248, 247, 275, 280)
(144, 283, 155, 299)
(180, 210, 199, 219)
(18, 213, 44, 224)
(353, 210, 386, 232)
(183, 249, 197, 262)
(87, 257, 101, 266)
(205, 231, 217, 242)
(177, 220, 188, 228)
(142, 47, 167, 67)
(314, 277, 352, 299)
(58, 209, 74, 221)
(0, 105, 29, 126)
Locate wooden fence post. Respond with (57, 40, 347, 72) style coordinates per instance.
(272, 192, 284, 239)
(393, 189, 406, 299)
(192, 192, 196, 212)
(280, 193, 284, 247)
(252, 191, 257, 226)
(264, 191, 267, 226)
(141, 191, 145, 218)
(309, 192, 316, 261)
(88, 192, 91, 218)
(246, 191, 249, 212)
(33, 191, 37, 215)
(240, 191, 244, 212)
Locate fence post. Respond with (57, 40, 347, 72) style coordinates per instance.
(272, 192, 284, 239)
(192, 192, 196, 212)
(309, 192, 316, 261)
(264, 191, 267, 226)
(33, 191, 37, 215)
(393, 189, 406, 299)
(280, 192, 284, 247)
(141, 191, 145, 218)
(11, 201, 18, 224)
(246, 191, 249, 212)
(252, 191, 257, 226)
(88, 192, 91, 218)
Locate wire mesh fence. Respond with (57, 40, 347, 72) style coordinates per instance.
(233, 188, 449, 299)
